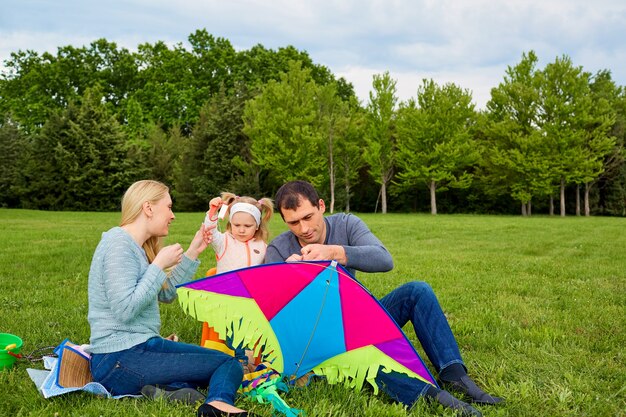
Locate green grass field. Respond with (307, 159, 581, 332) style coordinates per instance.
(0, 209, 624, 417)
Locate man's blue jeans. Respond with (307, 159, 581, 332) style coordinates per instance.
(376, 281, 465, 406)
(90, 337, 243, 404)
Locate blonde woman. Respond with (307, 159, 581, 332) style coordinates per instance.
(86, 180, 257, 417)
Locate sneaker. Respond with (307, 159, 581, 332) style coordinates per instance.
(141, 384, 205, 404)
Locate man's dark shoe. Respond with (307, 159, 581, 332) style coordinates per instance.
(141, 384, 205, 404)
(433, 390, 483, 416)
(441, 375, 504, 405)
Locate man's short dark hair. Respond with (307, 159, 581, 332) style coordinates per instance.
(275, 180, 320, 217)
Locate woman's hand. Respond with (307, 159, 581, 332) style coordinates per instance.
(153, 243, 183, 270)
(186, 224, 214, 260)
(202, 222, 216, 245)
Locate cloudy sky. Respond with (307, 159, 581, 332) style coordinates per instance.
(2, 0, 625, 109)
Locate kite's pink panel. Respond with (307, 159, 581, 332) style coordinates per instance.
(239, 263, 321, 320)
(339, 275, 403, 350)
(376, 338, 437, 385)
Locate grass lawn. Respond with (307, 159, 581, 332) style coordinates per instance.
(0, 209, 624, 416)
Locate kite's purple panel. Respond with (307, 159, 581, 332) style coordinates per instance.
(376, 338, 437, 385)
(184, 272, 251, 298)
(338, 274, 403, 350)
(240, 262, 321, 320)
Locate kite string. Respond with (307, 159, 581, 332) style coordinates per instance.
(291, 276, 331, 380)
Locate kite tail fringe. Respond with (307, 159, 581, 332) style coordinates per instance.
(310, 347, 436, 393)
(177, 288, 279, 365)
(312, 362, 381, 394)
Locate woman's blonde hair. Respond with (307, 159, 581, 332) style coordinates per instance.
(120, 180, 169, 264)
(220, 192, 274, 243)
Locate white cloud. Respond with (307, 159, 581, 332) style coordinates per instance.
(2, 0, 626, 113)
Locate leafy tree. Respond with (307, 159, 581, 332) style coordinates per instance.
(0, 40, 137, 134)
(315, 82, 349, 213)
(583, 70, 623, 215)
(243, 61, 325, 190)
(174, 85, 252, 210)
(334, 98, 367, 212)
(363, 72, 397, 213)
(396, 79, 478, 214)
(482, 51, 552, 215)
(235, 44, 354, 101)
(598, 87, 626, 215)
(142, 123, 184, 186)
(538, 55, 604, 216)
(0, 50, 61, 132)
(133, 41, 197, 132)
(188, 30, 238, 96)
(19, 87, 138, 210)
(0, 116, 25, 207)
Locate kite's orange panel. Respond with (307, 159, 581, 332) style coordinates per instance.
(199, 267, 222, 346)
(198, 266, 261, 368)
(201, 322, 225, 344)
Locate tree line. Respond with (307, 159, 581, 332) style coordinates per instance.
(1, 30, 624, 216)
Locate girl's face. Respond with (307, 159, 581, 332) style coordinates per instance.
(230, 212, 257, 242)
(147, 194, 175, 237)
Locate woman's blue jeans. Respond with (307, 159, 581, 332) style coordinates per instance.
(90, 337, 243, 404)
(375, 281, 465, 407)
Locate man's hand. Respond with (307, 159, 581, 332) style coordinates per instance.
(299, 244, 347, 265)
(285, 253, 304, 262)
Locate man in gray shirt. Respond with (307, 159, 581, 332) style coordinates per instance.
(265, 181, 503, 417)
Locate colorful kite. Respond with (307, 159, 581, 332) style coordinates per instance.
(176, 261, 438, 392)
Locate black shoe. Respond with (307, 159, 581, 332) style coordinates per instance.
(141, 384, 205, 404)
(441, 375, 504, 405)
(433, 390, 483, 417)
(197, 403, 259, 417)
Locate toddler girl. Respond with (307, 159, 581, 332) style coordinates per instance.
(204, 192, 273, 273)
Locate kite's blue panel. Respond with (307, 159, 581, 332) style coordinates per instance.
(270, 265, 346, 378)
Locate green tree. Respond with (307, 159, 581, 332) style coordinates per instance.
(335, 98, 367, 212)
(482, 51, 552, 215)
(0, 50, 62, 132)
(598, 86, 626, 215)
(316, 82, 350, 213)
(0, 40, 137, 134)
(175, 85, 252, 210)
(0, 116, 25, 207)
(363, 72, 397, 213)
(133, 41, 197, 132)
(19, 87, 138, 210)
(396, 79, 478, 214)
(235, 44, 354, 101)
(243, 61, 325, 190)
(142, 123, 184, 186)
(582, 70, 622, 215)
(539, 55, 602, 216)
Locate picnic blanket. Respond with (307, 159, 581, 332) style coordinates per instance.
(27, 355, 139, 399)
(26, 339, 302, 416)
